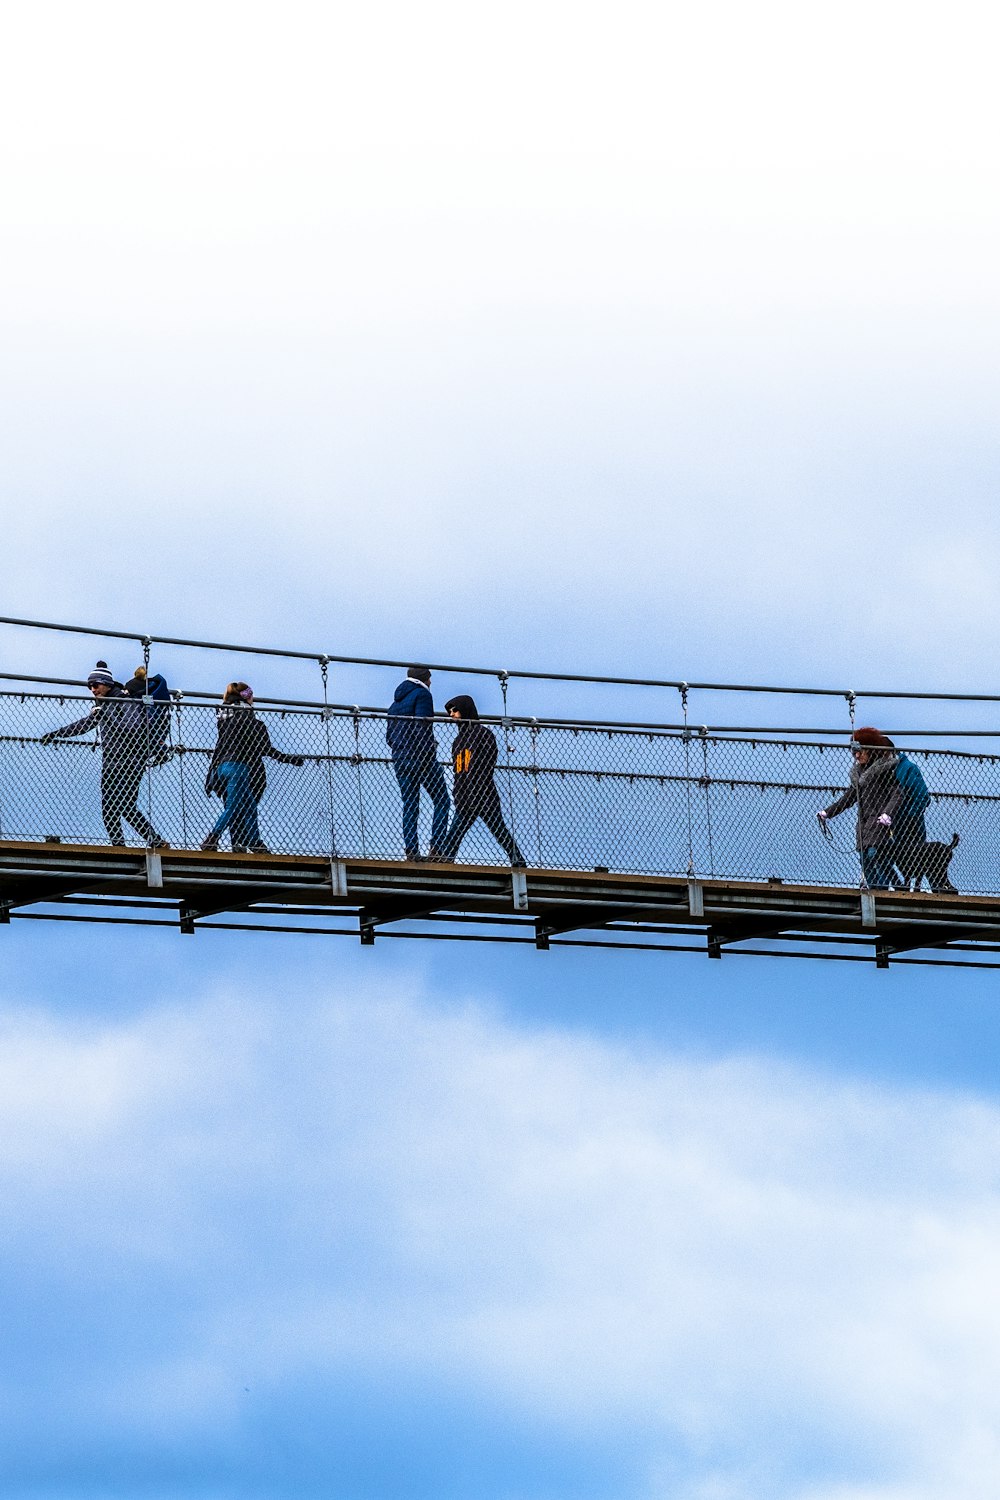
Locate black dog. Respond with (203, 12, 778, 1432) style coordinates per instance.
(894, 832, 960, 893)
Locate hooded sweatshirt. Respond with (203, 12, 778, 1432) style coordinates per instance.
(447, 697, 500, 808)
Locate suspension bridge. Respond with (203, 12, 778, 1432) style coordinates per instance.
(3, 613, 1000, 969)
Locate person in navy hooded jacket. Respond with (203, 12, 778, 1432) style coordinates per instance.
(385, 666, 451, 860)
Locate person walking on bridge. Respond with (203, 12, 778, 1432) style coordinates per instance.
(385, 666, 450, 861)
(40, 660, 167, 847)
(438, 695, 525, 866)
(201, 683, 304, 853)
(817, 727, 910, 890)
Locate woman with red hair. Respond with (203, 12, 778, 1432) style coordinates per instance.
(817, 727, 911, 890)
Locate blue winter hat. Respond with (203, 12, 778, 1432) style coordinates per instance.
(87, 660, 114, 688)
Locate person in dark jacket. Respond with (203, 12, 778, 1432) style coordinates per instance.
(883, 746, 934, 886)
(201, 682, 304, 853)
(123, 664, 173, 765)
(438, 695, 525, 866)
(385, 666, 450, 860)
(818, 727, 909, 890)
(40, 660, 167, 847)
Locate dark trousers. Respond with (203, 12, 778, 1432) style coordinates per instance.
(441, 785, 524, 864)
(393, 755, 451, 855)
(101, 756, 160, 845)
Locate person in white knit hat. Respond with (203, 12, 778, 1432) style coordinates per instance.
(40, 661, 167, 847)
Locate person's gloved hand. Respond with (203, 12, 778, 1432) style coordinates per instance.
(290, 755, 305, 767)
(878, 813, 892, 827)
(816, 810, 828, 823)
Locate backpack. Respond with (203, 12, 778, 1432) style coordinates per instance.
(106, 691, 148, 736)
(896, 755, 931, 818)
(124, 670, 173, 757)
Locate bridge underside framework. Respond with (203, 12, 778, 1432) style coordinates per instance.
(5, 842, 1000, 969)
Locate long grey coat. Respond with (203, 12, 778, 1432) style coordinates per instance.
(824, 751, 906, 850)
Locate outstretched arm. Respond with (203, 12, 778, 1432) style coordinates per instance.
(823, 784, 857, 819)
(41, 706, 100, 742)
(265, 746, 305, 766)
(260, 724, 304, 766)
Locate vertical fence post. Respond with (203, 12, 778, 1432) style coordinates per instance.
(843, 691, 858, 890)
(843, 690, 863, 890)
(142, 639, 154, 847)
(679, 683, 695, 876)
(498, 672, 518, 868)
(351, 708, 367, 858)
(319, 657, 339, 863)
(529, 718, 543, 867)
(175, 693, 189, 849)
(699, 727, 715, 878)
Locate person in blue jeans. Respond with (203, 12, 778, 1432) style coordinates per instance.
(201, 683, 304, 853)
(385, 666, 450, 861)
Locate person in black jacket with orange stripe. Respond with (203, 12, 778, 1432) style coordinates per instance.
(438, 695, 525, 865)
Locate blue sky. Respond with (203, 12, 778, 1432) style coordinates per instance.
(4, 2, 1000, 1496)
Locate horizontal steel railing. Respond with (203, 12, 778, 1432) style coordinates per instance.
(0, 692, 995, 895)
(5, 610, 1000, 707)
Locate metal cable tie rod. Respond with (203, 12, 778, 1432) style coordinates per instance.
(5, 612, 1000, 703)
(8, 676, 1000, 743)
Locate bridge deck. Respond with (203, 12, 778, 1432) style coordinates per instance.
(3, 840, 999, 968)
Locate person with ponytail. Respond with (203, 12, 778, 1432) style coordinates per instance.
(201, 683, 304, 853)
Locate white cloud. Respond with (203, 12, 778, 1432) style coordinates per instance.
(2, 0, 1000, 688)
(1, 981, 1000, 1495)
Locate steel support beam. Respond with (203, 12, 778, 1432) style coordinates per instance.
(533, 904, 674, 950)
(706, 920, 793, 959)
(179, 885, 303, 933)
(358, 901, 443, 945)
(874, 923, 1000, 966)
(0, 878, 105, 917)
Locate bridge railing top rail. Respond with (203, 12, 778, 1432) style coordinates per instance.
(2, 683, 1000, 755)
(2, 612, 1000, 707)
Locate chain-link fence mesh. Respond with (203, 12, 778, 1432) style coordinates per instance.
(0, 690, 994, 893)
